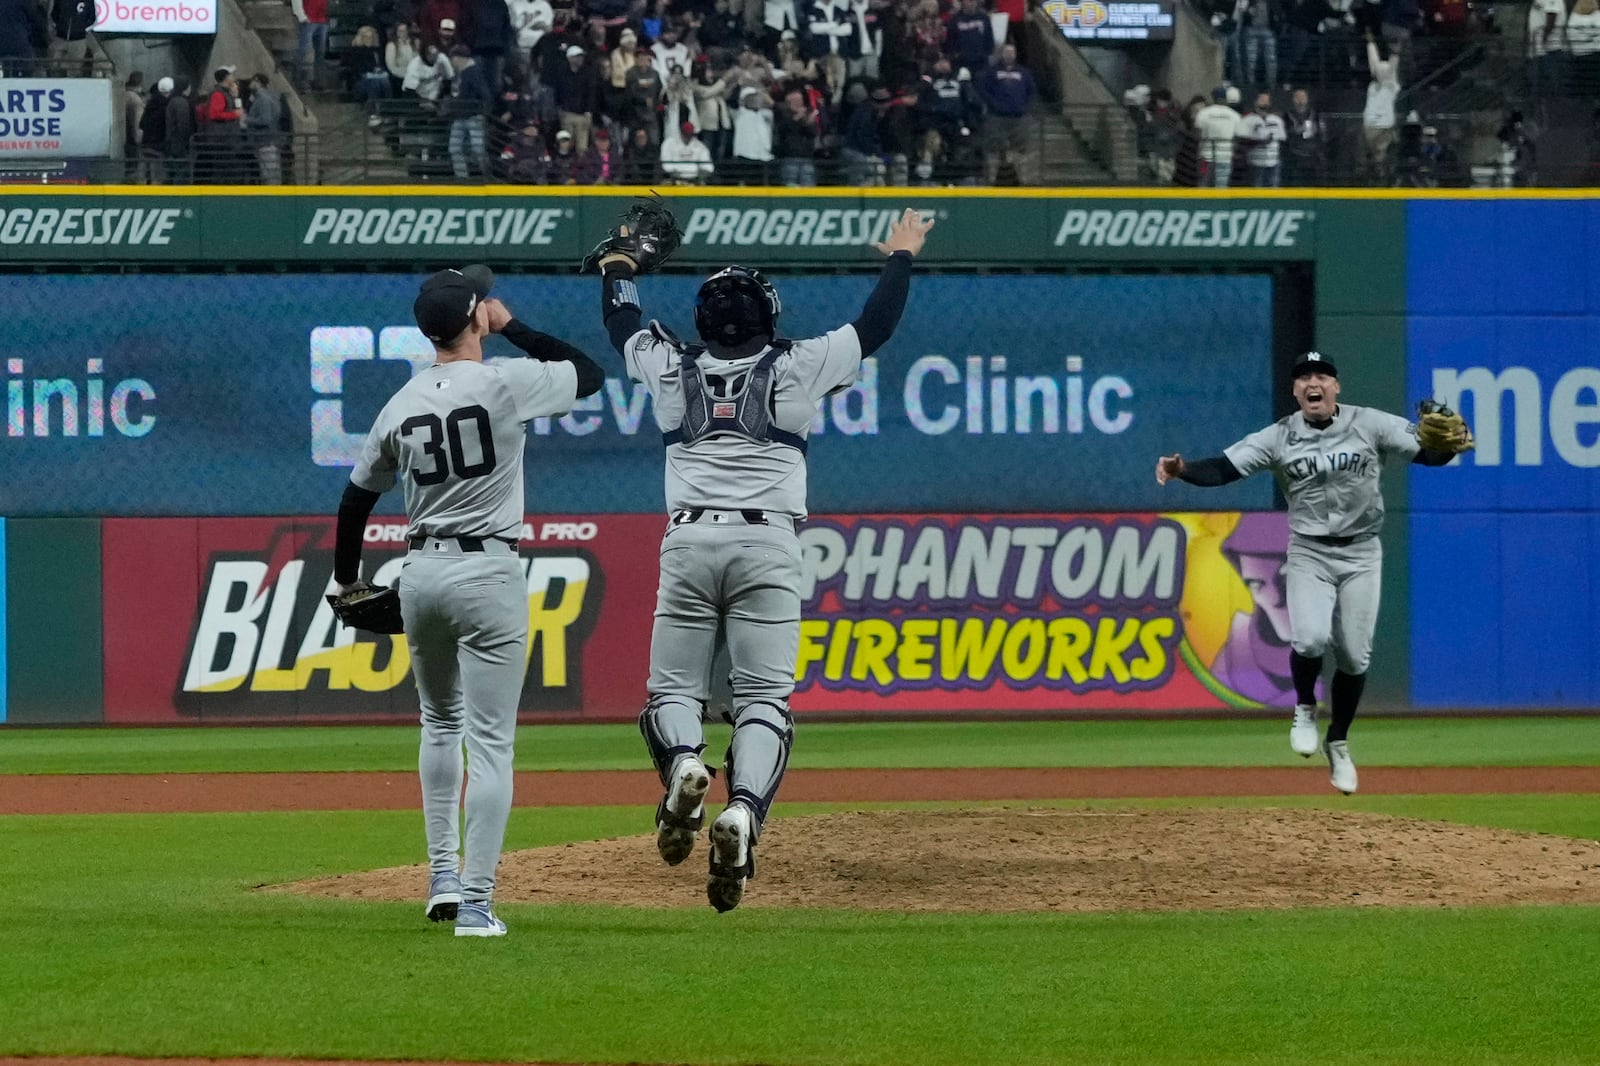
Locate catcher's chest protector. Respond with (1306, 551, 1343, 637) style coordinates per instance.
(667, 347, 808, 453)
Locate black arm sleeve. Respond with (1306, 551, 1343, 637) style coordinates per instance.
(602, 264, 644, 355)
(500, 319, 604, 398)
(1412, 448, 1456, 466)
(1177, 455, 1244, 487)
(850, 251, 913, 358)
(334, 482, 383, 586)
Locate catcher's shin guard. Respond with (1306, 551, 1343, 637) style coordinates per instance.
(723, 699, 794, 832)
(639, 694, 708, 786)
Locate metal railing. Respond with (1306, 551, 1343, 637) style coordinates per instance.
(0, 56, 118, 79)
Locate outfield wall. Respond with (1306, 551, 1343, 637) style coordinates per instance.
(0, 189, 1594, 722)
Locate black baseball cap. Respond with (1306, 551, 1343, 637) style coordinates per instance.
(1292, 351, 1338, 379)
(413, 265, 495, 343)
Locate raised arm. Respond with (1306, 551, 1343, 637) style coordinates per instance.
(483, 298, 603, 397)
(600, 261, 644, 354)
(1155, 453, 1244, 487)
(851, 207, 934, 357)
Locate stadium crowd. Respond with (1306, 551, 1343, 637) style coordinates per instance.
(281, 0, 1035, 184)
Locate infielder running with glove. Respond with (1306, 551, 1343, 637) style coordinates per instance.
(1156, 352, 1473, 793)
(327, 266, 603, 936)
(585, 200, 934, 911)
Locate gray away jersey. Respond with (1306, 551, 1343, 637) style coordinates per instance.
(351, 358, 578, 538)
(624, 324, 864, 518)
(1224, 404, 1420, 538)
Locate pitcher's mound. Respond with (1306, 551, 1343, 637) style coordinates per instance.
(288, 807, 1600, 913)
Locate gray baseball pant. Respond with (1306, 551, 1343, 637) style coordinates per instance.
(640, 514, 800, 834)
(1286, 535, 1382, 676)
(400, 539, 527, 904)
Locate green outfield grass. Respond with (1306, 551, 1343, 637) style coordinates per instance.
(3, 715, 1599, 775)
(3, 797, 1600, 1065)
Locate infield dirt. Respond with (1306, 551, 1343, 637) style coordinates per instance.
(287, 806, 1600, 914)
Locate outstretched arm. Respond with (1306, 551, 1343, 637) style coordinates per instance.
(851, 208, 935, 357)
(1156, 453, 1243, 487)
(486, 299, 605, 397)
(601, 261, 644, 354)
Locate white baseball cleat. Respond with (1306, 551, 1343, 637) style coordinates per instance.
(707, 803, 755, 913)
(1324, 739, 1358, 795)
(1290, 705, 1319, 757)
(656, 754, 712, 866)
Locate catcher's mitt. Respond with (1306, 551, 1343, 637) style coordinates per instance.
(1416, 399, 1475, 453)
(326, 582, 405, 635)
(580, 193, 682, 275)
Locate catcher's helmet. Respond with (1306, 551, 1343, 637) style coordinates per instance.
(694, 266, 781, 347)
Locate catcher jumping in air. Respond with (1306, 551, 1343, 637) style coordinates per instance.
(584, 199, 934, 911)
(1156, 353, 1473, 793)
(327, 266, 603, 936)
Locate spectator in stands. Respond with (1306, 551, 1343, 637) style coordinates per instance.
(124, 73, 146, 183)
(164, 79, 196, 185)
(908, 0, 947, 72)
(1363, 32, 1399, 183)
(1282, 86, 1324, 185)
(501, 119, 552, 180)
(344, 27, 393, 127)
(48, 0, 92, 77)
(371, 0, 408, 43)
(446, 45, 492, 177)
(1194, 85, 1241, 185)
(291, 0, 331, 91)
(549, 128, 582, 182)
(692, 57, 733, 159)
(978, 42, 1036, 184)
(1495, 108, 1537, 186)
(654, 22, 692, 76)
(465, 0, 514, 101)
(1238, 0, 1278, 88)
(1571, 0, 1600, 95)
(138, 78, 171, 184)
(808, 0, 854, 102)
(510, 0, 555, 66)
(916, 55, 979, 176)
(731, 85, 775, 178)
(732, 43, 777, 93)
(839, 82, 883, 184)
(663, 65, 697, 135)
(774, 86, 820, 184)
(624, 46, 665, 143)
(1382, 0, 1420, 75)
(403, 42, 455, 108)
(947, 0, 994, 77)
(660, 120, 715, 181)
(842, 0, 883, 80)
(700, 0, 747, 53)
(197, 67, 244, 184)
(248, 74, 284, 185)
(420, 0, 462, 49)
(556, 43, 602, 149)
(387, 23, 421, 94)
(765, 0, 804, 39)
(1527, 0, 1569, 92)
(775, 30, 819, 83)
(1282, 0, 1337, 87)
(580, 126, 621, 182)
(1145, 88, 1184, 184)
(621, 124, 660, 181)
(1237, 90, 1286, 185)
(0, 0, 48, 77)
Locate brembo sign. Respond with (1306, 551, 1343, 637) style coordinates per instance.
(94, 0, 217, 34)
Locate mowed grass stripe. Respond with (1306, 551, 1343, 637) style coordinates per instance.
(3, 717, 1600, 775)
(1, 799, 1598, 1064)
